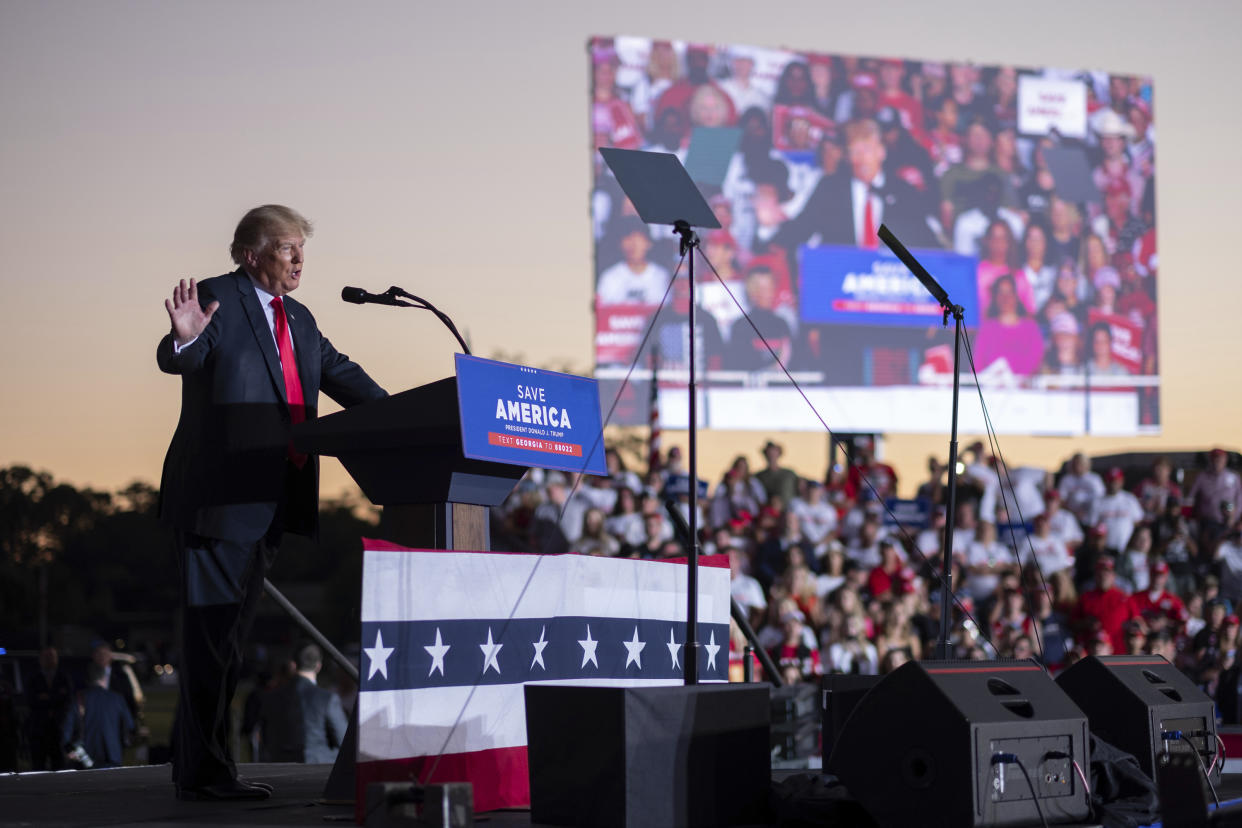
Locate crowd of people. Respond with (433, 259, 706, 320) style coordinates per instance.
(493, 440, 1242, 711)
(3, 639, 349, 773)
(591, 38, 1159, 424)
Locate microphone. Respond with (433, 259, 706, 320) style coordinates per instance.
(341, 284, 473, 355)
(341, 286, 403, 306)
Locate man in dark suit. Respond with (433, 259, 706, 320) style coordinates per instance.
(758, 117, 939, 252)
(158, 205, 386, 800)
(754, 119, 942, 383)
(292, 643, 349, 764)
(257, 643, 349, 764)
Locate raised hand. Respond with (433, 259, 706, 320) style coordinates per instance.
(165, 279, 220, 347)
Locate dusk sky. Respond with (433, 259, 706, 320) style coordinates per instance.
(2, 0, 1238, 499)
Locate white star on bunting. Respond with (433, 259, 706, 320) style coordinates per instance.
(479, 627, 503, 675)
(579, 625, 599, 669)
(424, 628, 450, 677)
(531, 625, 549, 670)
(704, 630, 721, 672)
(364, 629, 395, 680)
(666, 628, 682, 671)
(623, 626, 646, 669)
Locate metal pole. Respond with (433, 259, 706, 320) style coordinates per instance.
(682, 224, 700, 686)
(263, 578, 360, 683)
(937, 309, 964, 659)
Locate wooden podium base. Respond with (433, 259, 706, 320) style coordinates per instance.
(378, 502, 490, 551)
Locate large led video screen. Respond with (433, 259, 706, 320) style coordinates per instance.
(590, 36, 1159, 436)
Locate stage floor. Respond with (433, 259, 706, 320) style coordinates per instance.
(4, 762, 1241, 827)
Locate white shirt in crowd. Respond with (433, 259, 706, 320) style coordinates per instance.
(1023, 535, 1075, 577)
(1092, 489, 1145, 551)
(605, 513, 646, 546)
(915, 527, 943, 561)
(791, 497, 838, 544)
(965, 539, 1010, 601)
(1217, 538, 1242, 608)
(1048, 509, 1084, 549)
(978, 467, 1047, 523)
(596, 260, 669, 305)
(846, 541, 882, 570)
(826, 640, 879, 676)
(1058, 471, 1106, 522)
(731, 572, 767, 616)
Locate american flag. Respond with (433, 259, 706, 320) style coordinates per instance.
(648, 348, 661, 475)
(354, 541, 730, 812)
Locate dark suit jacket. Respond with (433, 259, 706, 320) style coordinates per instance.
(256, 675, 348, 763)
(295, 676, 348, 764)
(63, 686, 133, 768)
(157, 270, 386, 544)
(769, 171, 940, 253)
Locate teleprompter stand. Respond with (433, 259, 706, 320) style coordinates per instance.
(522, 149, 770, 828)
(598, 146, 722, 683)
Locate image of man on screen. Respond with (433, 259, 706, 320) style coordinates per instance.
(757, 118, 938, 253)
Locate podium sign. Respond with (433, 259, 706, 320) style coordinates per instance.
(455, 353, 607, 476)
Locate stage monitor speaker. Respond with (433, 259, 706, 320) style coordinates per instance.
(820, 673, 881, 763)
(525, 683, 770, 828)
(827, 659, 1091, 828)
(1055, 655, 1220, 786)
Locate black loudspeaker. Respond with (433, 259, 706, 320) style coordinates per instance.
(827, 660, 1091, 828)
(524, 684, 770, 828)
(1056, 655, 1220, 786)
(820, 673, 882, 762)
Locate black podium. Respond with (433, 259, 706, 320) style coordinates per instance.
(294, 375, 527, 551)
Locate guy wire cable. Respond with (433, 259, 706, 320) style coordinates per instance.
(697, 247, 997, 655)
(417, 251, 686, 786)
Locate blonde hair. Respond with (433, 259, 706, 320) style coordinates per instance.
(230, 205, 313, 266)
(844, 118, 882, 147)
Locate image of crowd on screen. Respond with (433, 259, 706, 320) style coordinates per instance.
(590, 38, 1158, 392)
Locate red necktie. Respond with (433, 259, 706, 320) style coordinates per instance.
(862, 193, 878, 248)
(271, 296, 307, 467)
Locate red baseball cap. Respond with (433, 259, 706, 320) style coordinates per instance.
(1108, 467, 1125, 481)
(1096, 556, 1115, 570)
(1228, 615, 1240, 627)
(1150, 560, 1170, 575)
(1044, 489, 1061, 502)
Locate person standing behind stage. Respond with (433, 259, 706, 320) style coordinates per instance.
(157, 205, 386, 800)
(290, 644, 348, 764)
(26, 646, 74, 770)
(63, 663, 134, 769)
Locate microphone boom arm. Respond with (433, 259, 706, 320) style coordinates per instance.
(389, 287, 471, 356)
(342, 285, 471, 355)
